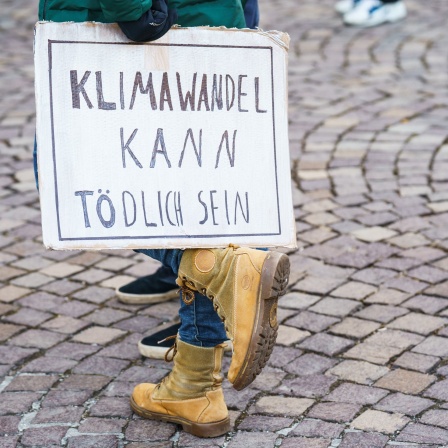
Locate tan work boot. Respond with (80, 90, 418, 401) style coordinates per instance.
(177, 246, 290, 391)
(130, 339, 230, 438)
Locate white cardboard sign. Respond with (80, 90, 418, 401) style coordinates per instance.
(35, 22, 296, 250)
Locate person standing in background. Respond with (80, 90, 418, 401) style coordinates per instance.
(335, 0, 407, 27)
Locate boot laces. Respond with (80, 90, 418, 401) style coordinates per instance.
(162, 335, 178, 362)
(177, 278, 196, 305)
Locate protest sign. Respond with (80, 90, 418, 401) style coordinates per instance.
(34, 22, 296, 249)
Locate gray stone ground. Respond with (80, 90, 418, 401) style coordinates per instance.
(1, 0, 448, 446)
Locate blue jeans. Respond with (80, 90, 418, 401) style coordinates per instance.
(244, 0, 259, 29)
(34, 142, 227, 348)
(137, 249, 227, 347)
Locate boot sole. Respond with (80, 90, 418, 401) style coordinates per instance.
(130, 396, 230, 437)
(116, 288, 179, 304)
(232, 252, 290, 391)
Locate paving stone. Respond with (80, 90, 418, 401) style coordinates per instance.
(41, 316, 90, 334)
(402, 294, 448, 314)
(425, 280, 448, 298)
(114, 315, 159, 333)
(47, 342, 100, 361)
(21, 426, 68, 446)
(83, 308, 132, 326)
(125, 419, 176, 441)
(0, 285, 30, 303)
(424, 379, 448, 401)
(0, 323, 24, 342)
(97, 341, 140, 360)
(67, 435, 119, 448)
(285, 311, 339, 332)
(293, 276, 345, 295)
(73, 356, 130, 376)
(11, 272, 54, 288)
(0, 392, 42, 415)
(280, 438, 330, 448)
(355, 305, 409, 323)
(393, 352, 440, 373)
(351, 226, 397, 242)
(226, 432, 278, 448)
(276, 325, 310, 346)
(383, 276, 428, 294)
(223, 385, 259, 411)
(299, 333, 354, 356)
(420, 409, 448, 429)
(413, 336, 448, 357)
(330, 281, 377, 300)
(78, 417, 127, 433)
(309, 297, 360, 317)
(396, 423, 448, 444)
(32, 405, 84, 424)
(326, 360, 389, 385)
(22, 356, 78, 373)
(329, 317, 380, 339)
(0, 416, 21, 435)
(72, 326, 126, 345)
(238, 415, 293, 431)
(291, 418, 344, 438)
(9, 329, 66, 349)
(408, 265, 448, 283)
(251, 396, 314, 417)
(364, 289, 410, 306)
(4, 307, 52, 326)
(5, 374, 58, 391)
(307, 401, 361, 423)
(42, 390, 92, 407)
(374, 393, 434, 416)
(0, 345, 38, 365)
(338, 431, 389, 448)
(374, 369, 436, 394)
(72, 286, 116, 304)
(89, 397, 133, 418)
(58, 374, 112, 391)
(102, 381, 134, 398)
(39, 262, 84, 278)
(279, 291, 321, 310)
(284, 353, 337, 376)
(343, 342, 401, 365)
(276, 374, 336, 398)
(17, 292, 65, 312)
(350, 409, 409, 433)
(351, 268, 397, 286)
(325, 383, 388, 405)
(0, 437, 19, 448)
(387, 312, 447, 335)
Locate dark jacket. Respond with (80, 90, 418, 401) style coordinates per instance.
(38, 0, 247, 28)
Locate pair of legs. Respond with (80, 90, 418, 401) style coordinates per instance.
(131, 246, 290, 437)
(137, 248, 227, 348)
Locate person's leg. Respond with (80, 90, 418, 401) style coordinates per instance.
(136, 248, 183, 274)
(178, 291, 227, 347)
(116, 265, 179, 304)
(244, 0, 259, 29)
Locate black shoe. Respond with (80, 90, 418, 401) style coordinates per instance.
(116, 266, 179, 304)
(138, 322, 233, 359)
(138, 322, 181, 359)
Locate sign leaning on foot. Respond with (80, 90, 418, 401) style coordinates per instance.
(35, 23, 296, 249)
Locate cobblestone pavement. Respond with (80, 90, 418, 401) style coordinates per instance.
(2, 0, 448, 446)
